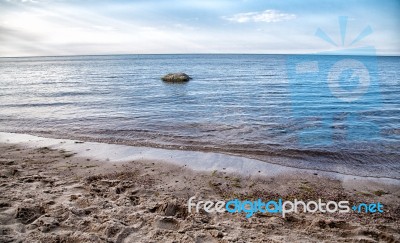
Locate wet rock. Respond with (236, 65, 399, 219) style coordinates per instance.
(161, 73, 192, 82)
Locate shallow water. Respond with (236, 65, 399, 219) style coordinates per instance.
(0, 54, 399, 178)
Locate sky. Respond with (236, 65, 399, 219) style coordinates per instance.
(0, 0, 399, 57)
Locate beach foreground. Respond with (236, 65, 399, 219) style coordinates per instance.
(0, 142, 399, 243)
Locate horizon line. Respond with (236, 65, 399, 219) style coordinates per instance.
(1, 52, 400, 59)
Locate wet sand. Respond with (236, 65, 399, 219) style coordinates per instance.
(0, 142, 399, 242)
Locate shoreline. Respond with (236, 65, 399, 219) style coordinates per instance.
(0, 137, 399, 242)
(0, 132, 399, 185)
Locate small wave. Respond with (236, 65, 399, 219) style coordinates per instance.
(44, 92, 92, 97)
(0, 102, 74, 108)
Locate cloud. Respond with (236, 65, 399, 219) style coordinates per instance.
(0, 1, 398, 56)
(5, 0, 39, 3)
(223, 10, 296, 23)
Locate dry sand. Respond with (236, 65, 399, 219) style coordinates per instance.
(0, 143, 399, 242)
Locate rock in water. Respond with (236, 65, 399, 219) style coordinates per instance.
(161, 73, 192, 82)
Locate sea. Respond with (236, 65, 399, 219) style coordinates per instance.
(0, 54, 399, 178)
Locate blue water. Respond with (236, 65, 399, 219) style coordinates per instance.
(0, 54, 399, 178)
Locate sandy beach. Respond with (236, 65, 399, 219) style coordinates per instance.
(1, 0, 399, 242)
(2, 41, 400, 243)
(0, 138, 399, 242)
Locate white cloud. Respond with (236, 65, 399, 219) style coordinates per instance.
(6, 0, 39, 3)
(223, 10, 296, 23)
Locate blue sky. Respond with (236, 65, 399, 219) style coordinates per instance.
(0, 0, 399, 56)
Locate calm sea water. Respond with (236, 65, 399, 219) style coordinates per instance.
(0, 54, 399, 178)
